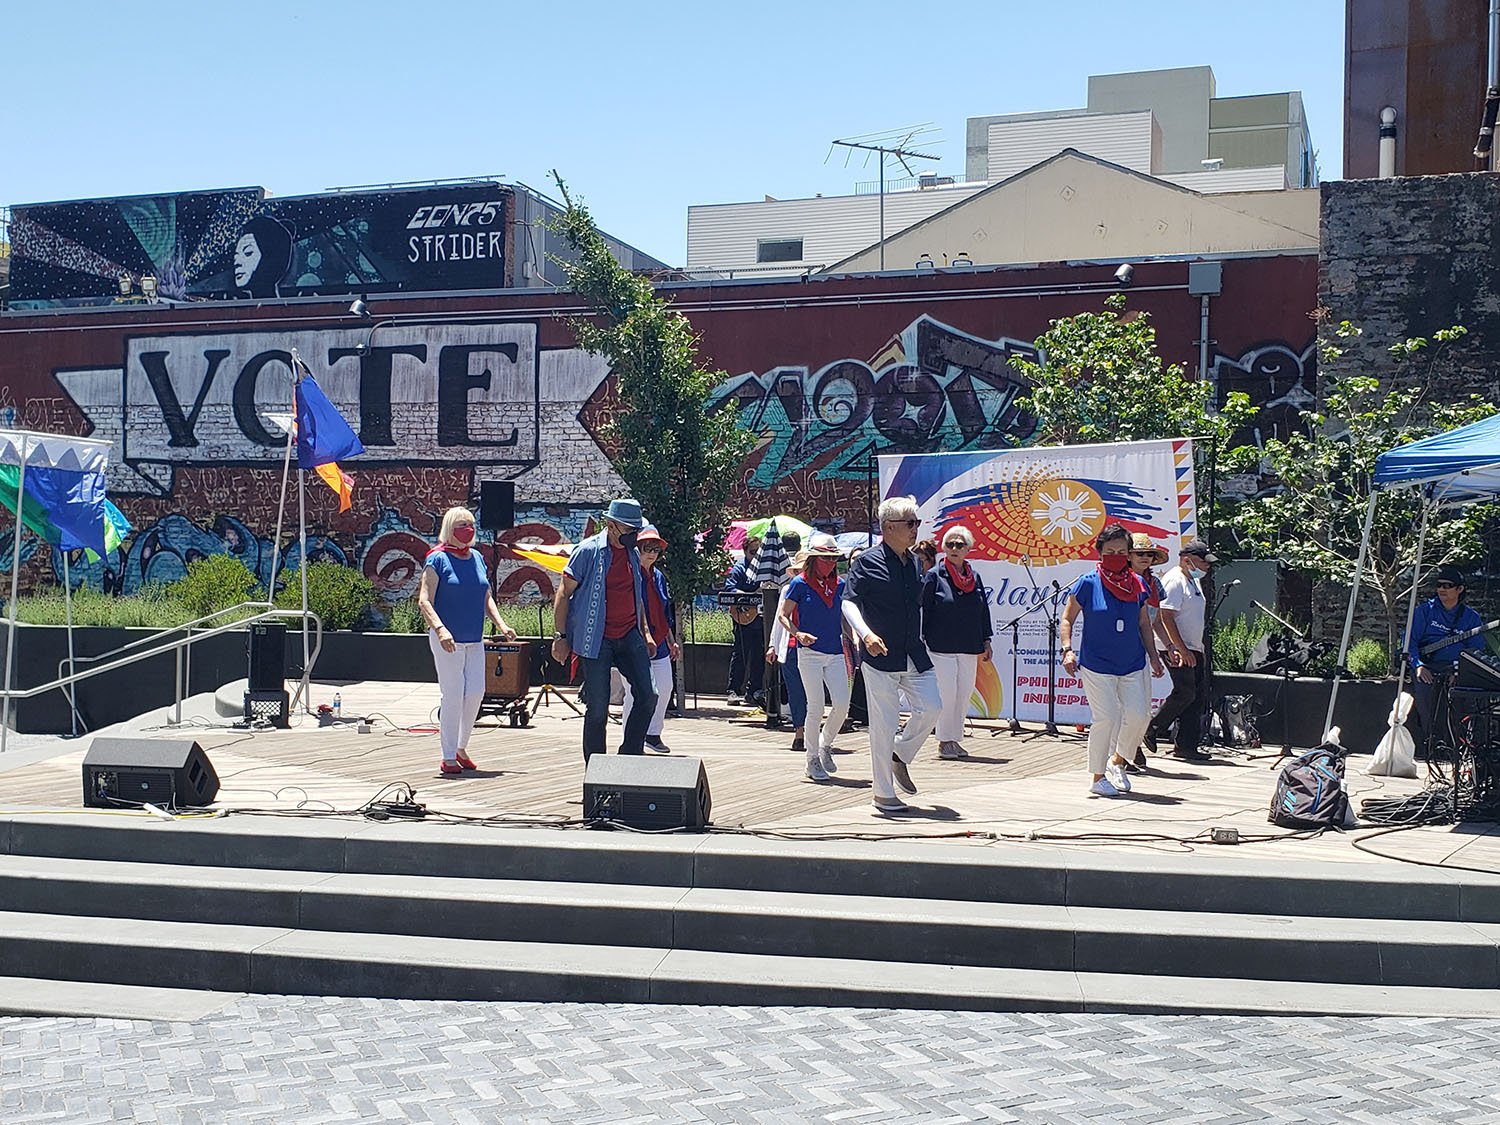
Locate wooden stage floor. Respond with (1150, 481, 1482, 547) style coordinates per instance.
(4, 679, 1500, 872)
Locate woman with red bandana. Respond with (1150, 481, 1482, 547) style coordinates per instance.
(920, 524, 993, 761)
(1058, 523, 1165, 798)
(778, 533, 852, 782)
(417, 505, 516, 776)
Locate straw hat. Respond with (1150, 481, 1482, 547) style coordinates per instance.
(1129, 532, 1169, 564)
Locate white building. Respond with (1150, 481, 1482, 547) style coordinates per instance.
(686, 66, 1316, 277)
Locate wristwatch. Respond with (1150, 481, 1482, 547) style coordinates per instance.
(552, 631, 567, 640)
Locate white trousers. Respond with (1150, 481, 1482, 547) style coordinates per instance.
(429, 632, 486, 761)
(863, 661, 942, 801)
(1080, 665, 1152, 775)
(623, 655, 674, 737)
(929, 651, 979, 742)
(798, 648, 852, 756)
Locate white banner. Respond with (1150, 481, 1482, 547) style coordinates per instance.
(879, 439, 1198, 725)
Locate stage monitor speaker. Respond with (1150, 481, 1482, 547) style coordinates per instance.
(483, 639, 531, 699)
(479, 480, 515, 531)
(247, 622, 287, 691)
(582, 755, 712, 830)
(1458, 649, 1500, 692)
(82, 737, 219, 809)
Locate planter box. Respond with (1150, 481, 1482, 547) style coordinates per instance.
(0, 624, 735, 735)
(1213, 671, 1395, 752)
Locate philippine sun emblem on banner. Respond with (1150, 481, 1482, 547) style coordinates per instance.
(878, 439, 1198, 725)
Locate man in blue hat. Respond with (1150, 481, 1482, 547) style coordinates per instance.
(552, 499, 657, 761)
(1407, 564, 1486, 756)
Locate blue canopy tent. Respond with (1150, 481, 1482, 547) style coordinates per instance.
(1326, 412, 1500, 732)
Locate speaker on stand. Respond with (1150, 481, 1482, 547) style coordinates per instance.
(245, 622, 289, 727)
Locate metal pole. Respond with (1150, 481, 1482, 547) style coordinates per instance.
(1325, 490, 1379, 733)
(62, 549, 79, 737)
(878, 153, 886, 271)
(2, 439, 28, 753)
(297, 464, 311, 713)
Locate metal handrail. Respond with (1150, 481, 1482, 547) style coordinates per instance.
(1, 603, 322, 727)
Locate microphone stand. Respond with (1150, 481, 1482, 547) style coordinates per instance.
(993, 593, 1055, 737)
(1043, 580, 1064, 737)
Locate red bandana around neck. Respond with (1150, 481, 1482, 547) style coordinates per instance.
(944, 558, 976, 594)
(1098, 556, 1145, 602)
(807, 563, 839, 607)
(429, 543, 472, 562)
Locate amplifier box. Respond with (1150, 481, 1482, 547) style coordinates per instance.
(484, 640, 530, 700)
(582, 755, 712, 830)
(83, 737, 219, 809)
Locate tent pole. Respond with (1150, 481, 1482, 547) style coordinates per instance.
(1391, 488, 1435, 740)
(1326, 491, 1379, 733)
(62, 550, 78, 738)
(2, 442, 28, 754)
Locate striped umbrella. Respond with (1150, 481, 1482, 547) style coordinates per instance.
(752, 520, 791, 587)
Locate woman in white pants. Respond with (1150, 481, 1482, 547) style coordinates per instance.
(622, 525, 681, 751)
(1058, 523, 1165, 798)
(920, 525, 992, 759)
(417, 506, 516, 776)
(778, 534, 852, 782)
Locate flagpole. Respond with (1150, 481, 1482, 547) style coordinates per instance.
(291, 349, 312, 716)
(268, 373, 297, 617)
(2, 436, 28, 754)
(62, 549, 79, 738)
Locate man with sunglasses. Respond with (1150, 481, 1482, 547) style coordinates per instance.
(1408, 565, 1486, 755)
(842, 495, 942, 813)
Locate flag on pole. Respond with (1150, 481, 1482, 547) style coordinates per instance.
(294, 373, 364, 512)
(0, 463, 108, 556)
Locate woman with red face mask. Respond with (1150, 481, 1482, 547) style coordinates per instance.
(1058, 523, 1165, 798)
(778, 533, 853, 782)
(417, 505, 516, 776)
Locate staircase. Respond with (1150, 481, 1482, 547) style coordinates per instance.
(2, 813, 1499, 1017)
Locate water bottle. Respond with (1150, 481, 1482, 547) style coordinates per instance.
(333, 692, 342, 719)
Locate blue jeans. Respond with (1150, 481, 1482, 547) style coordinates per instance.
(783, 647, 808, 728)
(581, 627, 656, 762)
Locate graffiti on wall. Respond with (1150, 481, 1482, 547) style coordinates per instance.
(1212, 340, 1317, 448)
(714, 315, 1039, 488)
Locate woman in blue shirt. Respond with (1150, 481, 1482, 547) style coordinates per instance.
(417, 505, 516, 776)
(1059, 523, 1165, 798)
(778, 534, 852, 782)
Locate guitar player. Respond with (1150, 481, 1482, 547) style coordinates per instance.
(1408, 565, 1486, 757)
(724, 536, 765, 706)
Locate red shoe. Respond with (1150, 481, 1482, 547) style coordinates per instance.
(439, 759, 463, 775)
(455, 751, 478, 771)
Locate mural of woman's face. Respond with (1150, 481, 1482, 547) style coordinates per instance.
(234, 234, 262, 288)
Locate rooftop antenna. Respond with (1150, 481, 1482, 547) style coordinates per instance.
(828, 124, 942, 270)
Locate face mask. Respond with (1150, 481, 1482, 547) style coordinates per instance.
(1101, 552, 1130, 572)
(619, 531, 639, 550)
(452, 526, 475, 546)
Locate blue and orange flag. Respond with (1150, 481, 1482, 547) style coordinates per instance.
(294, 372, 364, 512)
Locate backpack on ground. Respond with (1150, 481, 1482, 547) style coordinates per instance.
(1269, 728, 1350, 830)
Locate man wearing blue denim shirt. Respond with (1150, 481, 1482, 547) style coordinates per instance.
(551, 499, 657, 762)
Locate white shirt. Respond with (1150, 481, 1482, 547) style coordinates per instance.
(1159, 564, 1206, 653)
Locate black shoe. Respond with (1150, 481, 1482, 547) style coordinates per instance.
(790, 735, 805, 752)
(1125, 748, 1147, 774)
(1170, 747, 1212, 762)
(892, 756, 917, 795)
(1144, 728, 1159, 755)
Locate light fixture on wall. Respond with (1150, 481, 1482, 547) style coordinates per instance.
(139, 275, 158, 300)
(117, 276, 133, 297)
(1113, 263, 1134, 288)
(915, 254, 936, 271)
(951, 253, 974, 269)
(348, 296, 370, 320)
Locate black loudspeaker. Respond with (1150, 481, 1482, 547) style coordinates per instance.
(479, 480, 515, 531)
(247, 622, 287, 691)
(82, 738, 220, 809)
(582, 755, 712, 830)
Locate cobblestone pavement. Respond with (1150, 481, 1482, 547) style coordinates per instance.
(4, 998, 1500, 1123)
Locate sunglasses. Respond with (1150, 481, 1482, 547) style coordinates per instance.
(944, 541, 968, 548)
(888, 519, 921, 528)
(1436, 581, 1460, 589)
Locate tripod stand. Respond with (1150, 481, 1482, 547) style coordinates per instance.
(531, 646, 583, 718)
(994, 591, 1059, 738)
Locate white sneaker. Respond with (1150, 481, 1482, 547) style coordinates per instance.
(1090, 776, 1122, 798)
(805, 759, 830, 782)
(1105, 762, 1132, 793)
(820, 747, 837, 774)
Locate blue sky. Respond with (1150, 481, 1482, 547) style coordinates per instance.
(6, 1, 1346, 265)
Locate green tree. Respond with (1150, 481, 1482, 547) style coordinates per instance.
(1229, 321, 1494, 650)
(548, 173, 754, 601)
(1009, 292, 1255, 449)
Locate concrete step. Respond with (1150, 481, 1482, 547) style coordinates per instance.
(2, 912, 1499, 1017)
(1, 856, 1497, 989)
(6, 813, 1500, 923)
(0, 976, 244, 1020)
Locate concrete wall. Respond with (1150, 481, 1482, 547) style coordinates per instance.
(1320, 172, 1500, 401)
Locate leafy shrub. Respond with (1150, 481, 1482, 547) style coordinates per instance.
(1214, 612, 1276, 673)
(1347, 637, 1392, 679)
(167, 555, 262, 621)
(274, 560, 376, 631)
(384, 598, 425, 634)
(13, 583, 192, 628)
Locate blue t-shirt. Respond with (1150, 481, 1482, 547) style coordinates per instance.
(427, 550, 490, 643)
(784, 575, 846, 655)
(1070, 571, 1147, 676)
